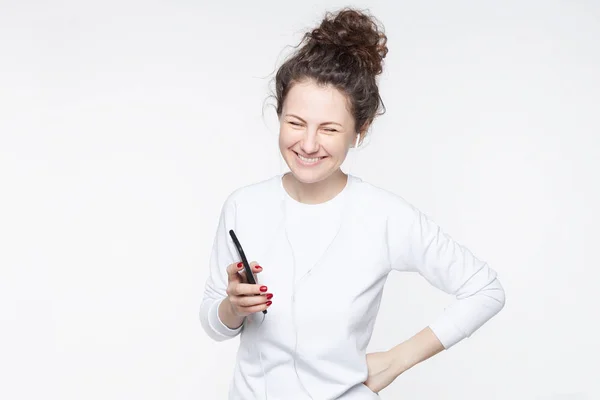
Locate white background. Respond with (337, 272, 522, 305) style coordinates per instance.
(1, 1, 598, 399)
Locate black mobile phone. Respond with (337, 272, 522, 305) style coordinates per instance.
(229, 229, 267, 314)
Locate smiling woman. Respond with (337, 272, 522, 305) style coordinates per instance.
(200, 6, 505, 400)
(272, 8, 388, 201)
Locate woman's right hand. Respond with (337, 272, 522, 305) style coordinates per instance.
(224, 261, 273, 317)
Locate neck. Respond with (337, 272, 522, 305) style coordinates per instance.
(283, 169, 348, 205)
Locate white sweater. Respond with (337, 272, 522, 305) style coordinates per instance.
(200, 173, 505, 400)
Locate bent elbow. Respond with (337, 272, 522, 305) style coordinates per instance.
(496, 282, 506, 312)
(485, 277, 506, 316)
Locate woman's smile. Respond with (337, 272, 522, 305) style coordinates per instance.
(294, 151, 327, 166)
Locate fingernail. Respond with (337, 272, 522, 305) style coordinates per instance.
(260, 286, 268, 292)
(266, 293, 273, 300)
(237, 262, 243, 269)
(256, 265, 262, 270)
(266, 301, 272, 306)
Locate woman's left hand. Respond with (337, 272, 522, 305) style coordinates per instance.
(363, 350, 402, 393)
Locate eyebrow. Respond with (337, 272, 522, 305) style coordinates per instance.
(285, 114, 343, 127)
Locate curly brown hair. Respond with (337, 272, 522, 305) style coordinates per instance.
(270, 7, 388, 143)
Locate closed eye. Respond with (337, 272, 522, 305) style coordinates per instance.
(287, 121, 338, 132)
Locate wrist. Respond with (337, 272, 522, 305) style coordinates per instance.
(218, 297, 245, 329)
(387, 344, 411, 376)
(387, 327, 446, 376)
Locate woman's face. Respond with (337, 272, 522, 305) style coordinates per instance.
(278, 79, 357, 184)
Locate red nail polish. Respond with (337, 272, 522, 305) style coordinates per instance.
(260, 286, 268, 292)
(256, 265, 262, 269)
(266, 293, 273, 300)
(237, 262, 243, 268)
(266, 301, 272, 306)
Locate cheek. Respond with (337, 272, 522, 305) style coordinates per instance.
(330, 138, 351, 156)
(279, 125, 300, 147)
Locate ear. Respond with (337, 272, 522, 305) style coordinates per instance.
(360, 120, 371, 134)
(354, 121, 370, 147)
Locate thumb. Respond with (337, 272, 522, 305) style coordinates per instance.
(226, 261, 244, 283)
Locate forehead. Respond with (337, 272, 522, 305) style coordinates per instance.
(283, 80, 353, 122)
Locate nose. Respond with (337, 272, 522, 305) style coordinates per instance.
(300, 128, 319, 154)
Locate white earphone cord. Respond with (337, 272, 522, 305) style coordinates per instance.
(252, 133, 361, 399)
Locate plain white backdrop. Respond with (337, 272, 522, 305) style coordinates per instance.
(0, 0, 598, 399)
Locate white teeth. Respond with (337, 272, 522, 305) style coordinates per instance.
(297, 153, 322, 163)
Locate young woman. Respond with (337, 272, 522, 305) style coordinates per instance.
(200, 8, 505, 400)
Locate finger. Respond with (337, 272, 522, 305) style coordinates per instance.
(241, 261, 263, 274)
(231, 282, 268, 297)
(238, 299, 273, 314)
(249, 261, 264, 273)
(235, 292, 273, 307)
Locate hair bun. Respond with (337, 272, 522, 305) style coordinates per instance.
(307, 8, 388, 75)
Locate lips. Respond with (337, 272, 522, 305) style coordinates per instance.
(293, 151, 327, 166)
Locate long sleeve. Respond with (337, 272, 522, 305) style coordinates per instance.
(390, 204, 506, 349)
(199, 194, 243, 341)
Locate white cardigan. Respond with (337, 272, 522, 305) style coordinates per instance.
(200, 173, 505, 399)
